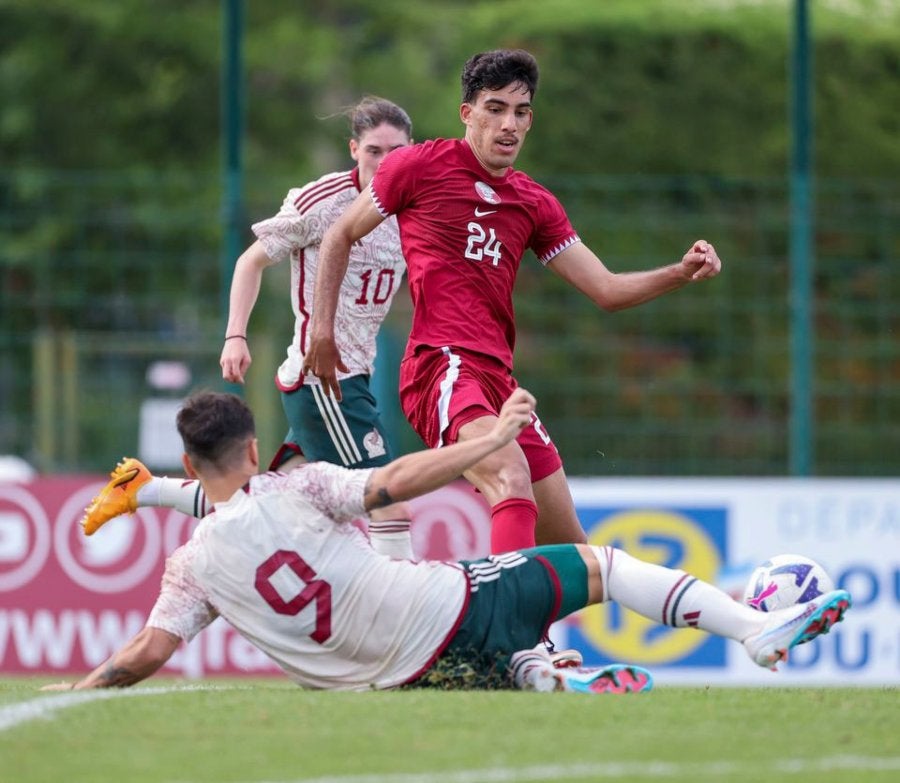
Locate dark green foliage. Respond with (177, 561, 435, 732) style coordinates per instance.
(0, 0, 898, 474)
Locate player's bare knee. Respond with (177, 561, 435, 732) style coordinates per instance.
(464, 446, 532, 502)
(492, 448, 532, 496)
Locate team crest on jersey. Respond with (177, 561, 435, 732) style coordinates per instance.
(475, 181, 501, 205)
(363, 429, 387, 459)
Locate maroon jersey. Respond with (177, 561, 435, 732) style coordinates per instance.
(370, 139, 579, 371)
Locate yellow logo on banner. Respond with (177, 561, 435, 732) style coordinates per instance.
(580, 510, 721, 664)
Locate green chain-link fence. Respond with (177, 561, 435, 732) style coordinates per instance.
(1, 171, 897, 476)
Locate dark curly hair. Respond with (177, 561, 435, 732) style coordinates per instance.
(176, 391, 255, 472)
(461, 49, 539, 104)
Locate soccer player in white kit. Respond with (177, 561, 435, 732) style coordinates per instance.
(220, 97, 413, 559)
(83, 98, 417, 560)
(51, 390, 850, 693)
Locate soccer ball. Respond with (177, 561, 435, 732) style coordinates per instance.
(742, 554, 835, 612)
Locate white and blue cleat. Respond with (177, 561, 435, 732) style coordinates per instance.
(743, 589, 852, 670)
(511, 649, 653, 694)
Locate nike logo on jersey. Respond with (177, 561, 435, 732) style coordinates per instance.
(474, 207, 497, 217)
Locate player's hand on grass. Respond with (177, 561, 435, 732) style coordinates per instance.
(40, 682, 74, 691)
(493, 388, 536, 444)
(220, 337, 252, 384)
(679, 239, 721, 281)
(303, 336, 349, 400)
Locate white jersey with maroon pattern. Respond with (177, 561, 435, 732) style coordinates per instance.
(252, 169, 406, 391)
(369, 139, 580, 371)
(146, 463, 467, 691)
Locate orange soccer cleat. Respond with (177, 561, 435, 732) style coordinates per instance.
(81, 458, 151, 535)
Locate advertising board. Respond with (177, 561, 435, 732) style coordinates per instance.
(1, 476, 895, 685)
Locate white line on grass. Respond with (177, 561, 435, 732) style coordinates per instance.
(4, 690, 897, 782)
(240, 756, 900, 783)
(0, 684, 244, 733)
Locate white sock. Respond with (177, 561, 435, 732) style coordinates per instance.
(136, 477, 212, 519)
(592, 545, 765, 642)
(509, 649, 566, 692)
(367, 519, 414, 559)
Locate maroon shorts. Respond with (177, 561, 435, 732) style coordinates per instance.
(399, 346, 562, 482)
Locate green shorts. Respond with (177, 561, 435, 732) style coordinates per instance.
(408, 545, 589, 690)
(270, 375, 397, 469)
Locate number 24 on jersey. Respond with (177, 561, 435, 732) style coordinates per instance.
(465, 222, 503, 266)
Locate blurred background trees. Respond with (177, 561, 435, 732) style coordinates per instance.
(1, 0, 897, 475)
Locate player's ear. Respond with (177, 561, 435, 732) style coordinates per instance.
(349, 138, 359, 162)
(248, 438, 260, 471)
(182, 453, 198, 479)
(459, 102, 473, 124)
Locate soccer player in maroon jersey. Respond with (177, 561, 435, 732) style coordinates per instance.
(304, 50, 722, 556)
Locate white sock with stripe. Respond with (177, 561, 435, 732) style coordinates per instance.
(367, 519, 414, 560)
(592, 545, 764, 641)
(510, 648, 565, 692)
(136, 477, 211, 518)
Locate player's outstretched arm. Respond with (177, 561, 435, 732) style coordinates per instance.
(363, 388, 536, 511)
(40, 627, 181, 691)
(549, 240, 721, 312)
(305, 190, 385, 400)
(220, 241, 275, 384)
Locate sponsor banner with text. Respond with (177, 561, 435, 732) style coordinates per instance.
(0, 476, 490, 678)
(556, 477, 899, 686)
(1, 476, 896, 685)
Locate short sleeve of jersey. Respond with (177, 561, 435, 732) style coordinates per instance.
(368, 145, 421, 218)
(251, 188, 322, 264)
(278, 463, 372, 523)
(530, 189, 581, 265)
(146, 542, 219, 642)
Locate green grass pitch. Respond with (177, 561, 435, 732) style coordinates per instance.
(1, 677, 897, 783)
